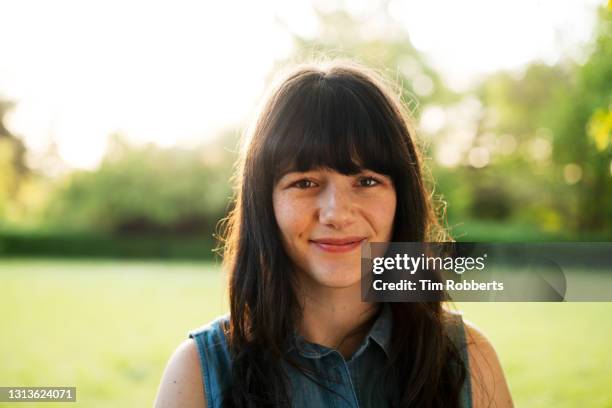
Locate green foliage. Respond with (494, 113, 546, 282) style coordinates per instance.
(0, 230, 216, 259)
(45, 134, 236, 235)
(549, 6, 612, 231)
(0, 99, 33, 223)
(437, 6, 612, 235)
(587, 108, 612, 151)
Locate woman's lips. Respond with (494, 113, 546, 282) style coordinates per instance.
(309, 237, 366, 253)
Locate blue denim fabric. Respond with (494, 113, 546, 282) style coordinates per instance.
(188, 303, 472, 407)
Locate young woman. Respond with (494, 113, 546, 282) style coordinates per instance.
(154, 61, 513, 408)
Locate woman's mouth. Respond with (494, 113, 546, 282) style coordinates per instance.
(309, 237, 366, 253)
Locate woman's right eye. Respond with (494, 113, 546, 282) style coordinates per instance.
(292, 179, 315, 189)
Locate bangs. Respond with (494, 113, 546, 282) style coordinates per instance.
(266, 75, 399, 182)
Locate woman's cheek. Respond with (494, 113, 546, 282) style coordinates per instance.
(370, 191, 396, 235)
(274, 195, 310, 239)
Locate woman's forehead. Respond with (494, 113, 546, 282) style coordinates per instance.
(275, 159, 365, 178)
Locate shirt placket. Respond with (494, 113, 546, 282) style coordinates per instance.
(326, 350, 361, 408)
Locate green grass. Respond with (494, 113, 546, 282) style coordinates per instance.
(1, 259, 611, 407)
(457, 302, 612, 407)
(1, 259, 227, 408)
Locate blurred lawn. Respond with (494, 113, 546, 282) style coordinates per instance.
(1, 259, 227, 408)
(1, 259, 611, 407)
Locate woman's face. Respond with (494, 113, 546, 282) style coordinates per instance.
(273, 167, 397, 290)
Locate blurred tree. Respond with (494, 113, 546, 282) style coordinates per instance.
(479, 63, 572, 138)
(467, 6, 612, 235)
(46, 133, 236, 236)
(474, 63, 573, 230)
(550, 6, 612, 232)
(279, 3, 460, 109)
(0, 99, 30, 221)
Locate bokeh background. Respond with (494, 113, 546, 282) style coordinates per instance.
(1, 0, 611, 407)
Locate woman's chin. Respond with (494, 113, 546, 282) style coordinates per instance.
(310, 267, 362, 289)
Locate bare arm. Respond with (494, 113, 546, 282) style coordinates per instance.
(464, 320, 514, 408)
(154, 339, 206, 408)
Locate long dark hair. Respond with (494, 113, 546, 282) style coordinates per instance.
(218, 60, 466, 407)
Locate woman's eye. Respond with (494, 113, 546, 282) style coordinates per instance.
(358, 177, 380, 187)
(292, 179, 315, 189)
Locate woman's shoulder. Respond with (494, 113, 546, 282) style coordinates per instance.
(187, 313, 233, 380)
(154, 337, 207, 407)
(154, 314, 232, 408)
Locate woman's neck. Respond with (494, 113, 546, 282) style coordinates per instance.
(296, 281, 380, 360)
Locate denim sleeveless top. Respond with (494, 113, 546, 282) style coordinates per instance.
(188, 304, 472, 407)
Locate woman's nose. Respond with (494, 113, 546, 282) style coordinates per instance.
(317, 184, 354, 229)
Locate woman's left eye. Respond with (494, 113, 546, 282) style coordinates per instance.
(358, 177, 380, 187)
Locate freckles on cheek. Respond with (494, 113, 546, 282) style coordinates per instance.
(276, 199, 309, 240)
(274, 198, 298, 233)
(372, 193, 397, 230)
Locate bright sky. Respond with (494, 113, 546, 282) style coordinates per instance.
(0, 0, 603, 170)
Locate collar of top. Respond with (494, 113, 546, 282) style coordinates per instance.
(288, 303, 392, 360)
